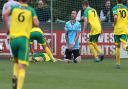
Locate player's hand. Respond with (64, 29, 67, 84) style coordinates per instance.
(68, 44, 74, 50)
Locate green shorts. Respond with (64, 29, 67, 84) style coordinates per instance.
(10, 37, 29, 66)
(89, 34, 100, 43)
(30, 32, 46, 45)
(114, 34, 127, 43)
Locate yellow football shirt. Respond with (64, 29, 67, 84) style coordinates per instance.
(112, 4, 128, 35)
(10, 4, 37, 39)
(84, 7, 101, 35)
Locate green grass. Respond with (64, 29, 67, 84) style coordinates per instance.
(0, 59, 128, 89)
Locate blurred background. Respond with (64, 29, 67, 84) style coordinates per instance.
(0, 0, 122, 30)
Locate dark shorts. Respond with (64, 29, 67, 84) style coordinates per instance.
(30, 32, 46, 45)
(64, 49, 80, 60)
(89, 34, 100, 43)
(114, 34, 127, 43)
(10, 37, 29, 66)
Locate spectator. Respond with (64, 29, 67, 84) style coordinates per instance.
(36, 0, 50, 23)
(100, 0, 113, 22)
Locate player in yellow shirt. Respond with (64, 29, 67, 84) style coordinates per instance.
(30, 27, 56, 62)
(112, 0, 128, 69)
(82, 0, 104, 62)
(3, 0, 39, 89)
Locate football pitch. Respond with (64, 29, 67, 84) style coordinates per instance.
(0, 59, 128, 89)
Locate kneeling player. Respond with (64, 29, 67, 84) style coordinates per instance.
(30, 27, 56, 62)
(64, 10, 81, 63)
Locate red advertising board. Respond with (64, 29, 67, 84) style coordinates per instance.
(0, 30, 115, 58)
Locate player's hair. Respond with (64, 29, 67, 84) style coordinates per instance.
(82, 0, 89, 6)
(117, 0, 123, 3)
(71, 9, 78, 13)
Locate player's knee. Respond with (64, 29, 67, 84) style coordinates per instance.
(64, 59, 70, 63)
(75, 56, 81, 63)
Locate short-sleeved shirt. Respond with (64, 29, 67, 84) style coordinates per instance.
(112, 4, 128, 35)
(10, 4, 37, 39)
(65, 20, 81, 49)
(2, 0, 19, 26)
(84, 7, 101, 35)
